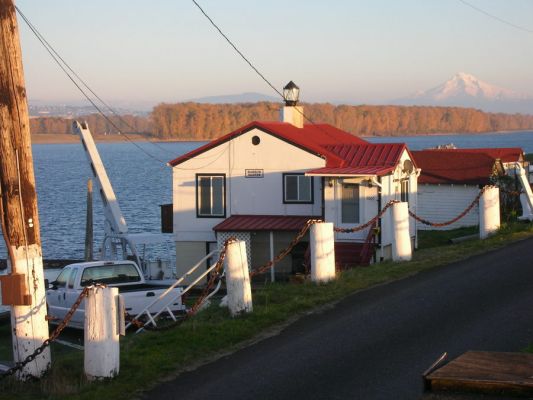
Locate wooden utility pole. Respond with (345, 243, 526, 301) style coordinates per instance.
(0, 0, 51, 379)
(85, 178, 93, 261)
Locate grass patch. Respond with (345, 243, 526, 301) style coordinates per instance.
(1, 221, 533, 399)
(418, 226, 479, 249)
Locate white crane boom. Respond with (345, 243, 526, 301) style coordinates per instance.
(73, 121, 128, 236)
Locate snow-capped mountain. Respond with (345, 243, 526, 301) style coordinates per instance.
(393, 73, 533, 114)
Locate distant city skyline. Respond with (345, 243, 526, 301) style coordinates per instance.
(16, 0, 533, 108)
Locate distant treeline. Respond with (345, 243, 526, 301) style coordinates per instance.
(29, 102, 533, 139)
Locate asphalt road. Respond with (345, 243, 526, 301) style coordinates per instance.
(142, 237, 533, 400)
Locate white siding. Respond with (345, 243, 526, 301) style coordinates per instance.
(417, 184, 480, 231)
(172, 128, 325, 242)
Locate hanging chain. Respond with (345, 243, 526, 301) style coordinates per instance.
(250, 219, 322, 277)
(0, 285, 94, 381)
(333, 200, 399, 233)
(408, 185, 493, 227)
(110, 185, 513, 332)
(125, 241, 231, 331)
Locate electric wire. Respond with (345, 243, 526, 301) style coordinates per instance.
(458, 0, 533, 34)
(15, 6, 173, 163)
(191, 0, 284, 100)
(190, 0, 342, 143)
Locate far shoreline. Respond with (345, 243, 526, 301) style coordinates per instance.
(30, 129, 533, 145)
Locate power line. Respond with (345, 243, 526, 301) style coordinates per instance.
(458, 0, 533, 34)
(15, 6, 174, 164)
(190, 0, 342, 142)
(191, 0, 284, 100)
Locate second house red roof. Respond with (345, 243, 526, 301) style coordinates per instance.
(306, 143, 412, 176)
(412, 149, 502, 185)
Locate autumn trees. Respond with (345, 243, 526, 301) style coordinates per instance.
(29, 103, 533, 140)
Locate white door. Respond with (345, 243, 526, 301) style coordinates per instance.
(336, 180, 361, 241)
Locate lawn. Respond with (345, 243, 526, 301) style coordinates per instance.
(1, 222, 533, 400)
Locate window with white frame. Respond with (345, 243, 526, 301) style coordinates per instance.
(341, 182, 360, 223)
(283, 173, 313, 203)
(196, 174, 225, 217)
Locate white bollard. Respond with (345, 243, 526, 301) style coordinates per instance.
(480, 186, 500, 239)
(310, 222, 336, 283)
(84, 286, 120, 380)
(225, 240, 253, 316)
(392, 202, 412, 262)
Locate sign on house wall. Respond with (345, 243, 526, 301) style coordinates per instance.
(245, 169, 264, 178)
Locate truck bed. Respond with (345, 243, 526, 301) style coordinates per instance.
(117, 283, 182, 293)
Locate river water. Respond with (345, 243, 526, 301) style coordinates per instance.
(0, 131, 532, 260)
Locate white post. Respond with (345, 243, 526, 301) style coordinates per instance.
(84, 286, 120, 380)
(225, 240, 253, 316)
(392, 202, 412, 262)
(480, 186, 500, 239)
(10, 246, 51, 379)
(310, 222, 335, 283)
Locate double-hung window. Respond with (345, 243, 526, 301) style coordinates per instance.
(283, 173, 313, 203)
(196, 174, 225, 217)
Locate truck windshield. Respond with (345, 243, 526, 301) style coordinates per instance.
(80, 263, 141, 286)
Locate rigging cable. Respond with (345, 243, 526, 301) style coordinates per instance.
(458, 0, 533, 34)
(190, 0, 342, 143)
(15, 6, 174, 164)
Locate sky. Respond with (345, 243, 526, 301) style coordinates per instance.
(15, 0, 533, 108)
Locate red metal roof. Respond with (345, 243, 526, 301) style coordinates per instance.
(168, 121, 368, 167)
(213, 214, 317, 232)
(306, 143, 410, 176)
(412, 150, 501, 185)
(440, 148, 523, 163)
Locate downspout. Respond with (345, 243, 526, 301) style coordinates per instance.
(321, 177, 325, 220)
(414, 168, 421, 249)
(377, 176, 383, 262)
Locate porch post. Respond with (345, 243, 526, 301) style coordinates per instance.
(269, 231, 275, 282)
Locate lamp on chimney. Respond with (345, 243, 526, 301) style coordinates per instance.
(283, 81, 300, 106)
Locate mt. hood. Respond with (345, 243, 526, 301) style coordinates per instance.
(394, 72, 533, 114)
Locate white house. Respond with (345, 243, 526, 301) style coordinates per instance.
(168, 99, 419, 280)
(412, 148, 525, 230)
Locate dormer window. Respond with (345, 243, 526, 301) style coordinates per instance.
(283, 173, 313, 203)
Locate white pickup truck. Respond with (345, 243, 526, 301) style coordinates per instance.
(46, 260, 185, 329)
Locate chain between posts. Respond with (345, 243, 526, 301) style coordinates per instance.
(123, 184, 514, 330)
(0, 285, 96, 381)
(333, 200, 399, 233)
(408, 185, 493, 227)
(187, 239, 229, 316)
(249, 219, 322, 277)
(126, 240, 231, 330)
